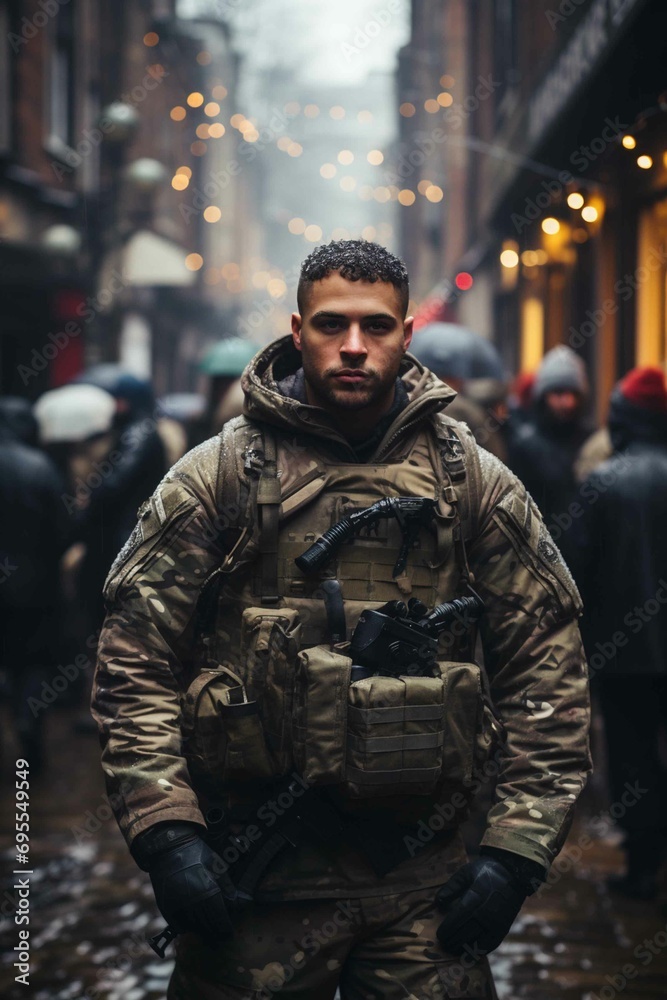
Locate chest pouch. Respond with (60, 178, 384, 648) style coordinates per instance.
(290, 648, 497, 799)
(181, 663, 277, 788)
(239, 607, 302, 773)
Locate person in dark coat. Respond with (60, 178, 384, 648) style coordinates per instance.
(71, 369, 168, 629)
(508, 345, 594, 566)
(576, 366, 667, 899)
(0, 398, 69, 771)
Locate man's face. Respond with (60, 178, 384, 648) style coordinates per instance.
(544, 389, 580, 422)
(291, 272, 413, 416)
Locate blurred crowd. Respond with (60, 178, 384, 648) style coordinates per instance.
(1, 326, 666, 903)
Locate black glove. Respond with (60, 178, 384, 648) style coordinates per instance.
(132, 822, 235, 947)
(435, 849, 545, 956)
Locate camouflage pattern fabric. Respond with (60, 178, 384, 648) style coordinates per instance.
(167, 834, 497, 999)
(92, 335, 591, 896)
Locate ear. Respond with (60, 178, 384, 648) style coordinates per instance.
(403, 315, 414, 353)
(291, 313, 303, 351)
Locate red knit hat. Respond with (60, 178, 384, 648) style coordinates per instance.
(619, 366, 667, 412)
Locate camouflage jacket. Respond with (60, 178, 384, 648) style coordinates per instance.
(92, 337, 591, 900)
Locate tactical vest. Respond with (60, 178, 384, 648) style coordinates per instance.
(180, 412, 501, 812)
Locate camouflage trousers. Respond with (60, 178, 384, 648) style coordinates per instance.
(167, 883, 498, 999)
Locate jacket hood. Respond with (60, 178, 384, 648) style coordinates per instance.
(240, 335, 457, 455)
(608, 385, 667, 451)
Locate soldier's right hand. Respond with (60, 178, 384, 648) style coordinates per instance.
(132, 821, 234, 947)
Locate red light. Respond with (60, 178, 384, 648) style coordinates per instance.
(455, 272, 473, 291)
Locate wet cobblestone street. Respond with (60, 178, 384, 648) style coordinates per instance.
(1, 708, 666, 1000)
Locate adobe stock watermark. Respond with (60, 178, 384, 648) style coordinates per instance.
(28, 630, 100, 717)
(586, 918, 667, 1000)
(51, 65, 169, 181)
(239, 899, 362, 1000)
(18, 268, 129, 385)
(545, 438, 640, 547)
(511, 114, 627, 232)
(340, 0, 402, 62)
(545, 0, 588, 30)
(384, 75, 502, 185)
(238, 263, 300, 338)
(8, 0, 70, 52)
(179, 106, 297, 224)
(567, 245, 667, 351)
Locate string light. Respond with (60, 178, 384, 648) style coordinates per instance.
(185, 253, 203, 271)
(542, 217, 561, 235)
(567, 192, 585, 209)
(500, 249, 519, 268)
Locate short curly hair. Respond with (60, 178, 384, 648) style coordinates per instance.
(297, 240, 410, 317)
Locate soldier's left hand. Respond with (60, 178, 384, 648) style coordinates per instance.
(435, 856, 527, 956)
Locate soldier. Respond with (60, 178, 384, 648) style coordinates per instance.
(92, 240, 591, 1000)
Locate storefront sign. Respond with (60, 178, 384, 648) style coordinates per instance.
(528, 0, 648, 145)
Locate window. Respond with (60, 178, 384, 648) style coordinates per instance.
(48, 2, 75, 150)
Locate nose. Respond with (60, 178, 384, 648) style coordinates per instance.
(340, 323, 367, 360)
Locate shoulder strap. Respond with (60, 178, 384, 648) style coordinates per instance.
(216, 416, 280, 605)
(432, 413, 483, 543)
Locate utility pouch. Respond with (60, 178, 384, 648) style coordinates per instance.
(346, 674, 447, 797)
(181, 664, 276, 786)
(240, 607, 302, 771)
(436, 660, 501, 787)
(292, 644, 352, 785)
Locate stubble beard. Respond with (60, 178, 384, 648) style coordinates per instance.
(302, 362, 394, 412)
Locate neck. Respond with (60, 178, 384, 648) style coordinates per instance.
(304, 382, 397, 441)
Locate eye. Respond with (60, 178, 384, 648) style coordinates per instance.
(321, 319, 342, 331)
